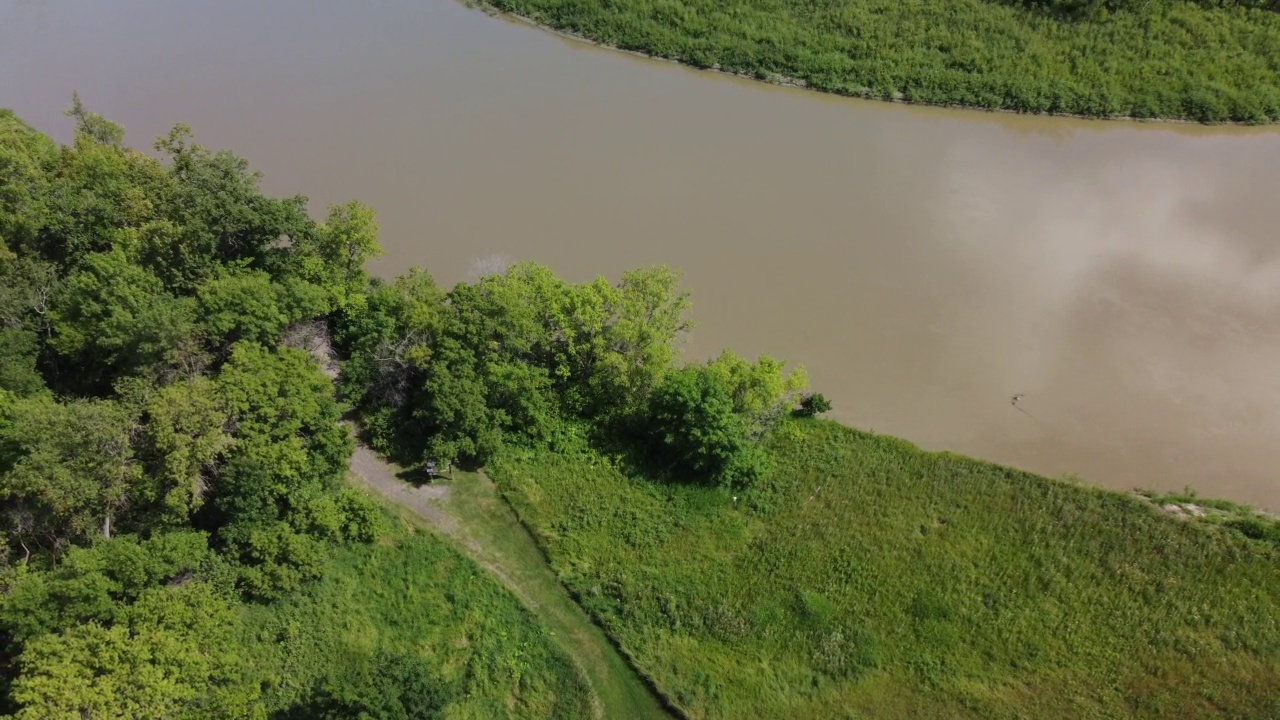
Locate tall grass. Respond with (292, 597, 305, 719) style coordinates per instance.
(491, 420, 1280, 719)
(241, 514, 594, 719)
(483, 0, 1280, 122)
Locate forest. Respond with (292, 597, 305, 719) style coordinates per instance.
(480, 0, 1280, 122)
(2, 103, 1278, 719)
(0, 104, 593, 718)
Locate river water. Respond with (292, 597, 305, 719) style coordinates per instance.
(4, 0, 1280, 509)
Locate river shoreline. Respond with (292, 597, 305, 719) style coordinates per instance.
(12, 1, 1276, 509)
(469, 0, 1279, 128)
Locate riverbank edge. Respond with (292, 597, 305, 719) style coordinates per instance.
(489, 418, 1279, 558)
(880, 425, 1280, 526)
(466, 0, 1279, 127)
(485, 419, 1280, 718)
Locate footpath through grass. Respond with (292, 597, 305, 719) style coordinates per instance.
(348, 449, 675, 720)
(481, 0, 1280, 122)
(490, 419, 1280, 719)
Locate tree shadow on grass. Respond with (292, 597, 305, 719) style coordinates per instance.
(584, 417, 711, 488)
(349, 420, 422, 468)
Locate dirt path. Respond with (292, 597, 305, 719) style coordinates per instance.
(349, 445, 456, 534)
(347, 443, 676, 720)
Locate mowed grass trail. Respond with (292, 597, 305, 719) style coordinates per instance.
(348, 446, 676, 720)
(490, 419, 1280, 719)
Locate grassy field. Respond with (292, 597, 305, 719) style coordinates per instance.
(346, 441, 676, 720)
(481, 0, 1280, 122)
(426, 469, 677, 719)
(490, 419, 1280, 719)
(241, 498, 595, 719)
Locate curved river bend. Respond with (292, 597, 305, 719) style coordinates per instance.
(4, 0, 1280, 509)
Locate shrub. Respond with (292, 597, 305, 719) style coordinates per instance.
(1227, 516, 1280, 545)
(647, 366, 764, 485)
(795, 392, 832, 417)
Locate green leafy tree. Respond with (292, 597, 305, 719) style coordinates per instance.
(313, 200, 384, 286)
(415, 338, 506, 466)
(0, 106, 390, 713)
(0, 396, 141, 551)
(37, 112, 165, 268)
(795, 392, 832, 417)
(335, 269, 445, 417)
(341, 265, 568, 464)
(64, 92, 124, 147)
(0, 531, 212, 649)
(196, 269, 290, 348)
(0, 330, 44, 397)
(705, 350, 807, 433)
(542, 277, 617, 413)
(8, 581, 261, 720)
(49, 249, 196, 390)
(0, 111, 58, 254)
(0, 245, 58, 335)
(410, 267, 575, 464)
(151, 124, 314, 290)
(291, 487, 387, 545)
(592, 266, 692, 416)
(213, 343, 350, 495)
(136, 378, 232, 525)
(335, 262, 694, 465)
(211, 343, 352, 598)
(220, 519, 326, 600)
(648, 366, 768, 486)
(274, 277, 332, 329)
(0, 246, 59, 396)
(193, 270, 327, 351)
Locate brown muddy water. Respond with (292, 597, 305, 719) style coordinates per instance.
(4, 0, 1280, 508)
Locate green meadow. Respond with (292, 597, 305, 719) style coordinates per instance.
(491, 420, 1280, 719)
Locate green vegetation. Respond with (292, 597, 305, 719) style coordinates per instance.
(5, 98, 1277, 720)
(323, 123, 1278, 717)
(482, 0, 1280, 122)
(490, 423, 1280, 718)
(333, 259, 802, 486)
(0, 104, 590, 719)
(247, 521, 593, 719)
(349, 457, 673, 719)
(1136, 489, 1280, 546)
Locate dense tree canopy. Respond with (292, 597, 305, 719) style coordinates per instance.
(8, 581, 258, 720)
(334, 257, 807, 483)
(0, 104, 386, 718)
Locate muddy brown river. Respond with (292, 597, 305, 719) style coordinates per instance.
(4, 0, 1280, 509)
